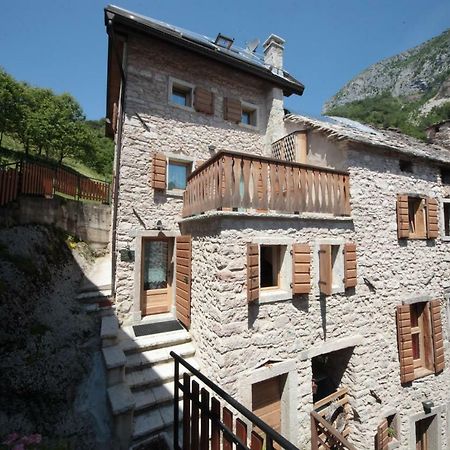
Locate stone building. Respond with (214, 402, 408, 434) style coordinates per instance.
(104, 5, 450, 449)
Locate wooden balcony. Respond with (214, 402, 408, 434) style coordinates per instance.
(182, 150, 351, 218)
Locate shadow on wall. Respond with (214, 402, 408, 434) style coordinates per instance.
(0, 223, 112, 448)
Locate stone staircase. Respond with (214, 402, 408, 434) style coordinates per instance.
(101, 314, 198, 449)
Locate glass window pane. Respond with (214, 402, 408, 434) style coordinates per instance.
(241, 111, 251, 125)
(168, 162, 188, 190)
(143, 240, 168, 290)
(172, 88, 188, 106)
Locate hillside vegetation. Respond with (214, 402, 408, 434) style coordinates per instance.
(323, 29, 450, 140)
(0, 68, 114, 179)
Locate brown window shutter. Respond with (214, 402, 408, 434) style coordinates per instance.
(375, 418, 389, 450)
(194, 87, 214, 115)
(430, 299, 445, 373)
(396, 304, 415, 384)
(152, 153, 167, 190)
(397, 194, 409, 239)
(344, 243, 357, 289)
(292, 243, 310, 295)
(247, 243, 259, 303)
(224, 97, 242, 123)
(176, 236, 191, 329)
(319, 244, 332, 296)
(426, 197, 439, 239)
(112, 102, 118, 134)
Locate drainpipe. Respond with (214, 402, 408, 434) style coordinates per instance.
(106, 12, 126, 298)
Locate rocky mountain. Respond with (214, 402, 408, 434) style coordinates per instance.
(323, 29, 450, 139)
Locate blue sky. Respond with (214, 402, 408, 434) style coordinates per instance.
(1, 0, 449, 119)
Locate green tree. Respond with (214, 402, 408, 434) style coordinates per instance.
(0, 69, 22, 147)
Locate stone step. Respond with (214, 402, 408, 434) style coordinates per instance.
(126, 357, 198, 390)
(101, 315, 119, 348)
(133, 380, 177, 412)
(126, 342, 196, 372)
(119, 329, 191, 355)
(132, 401, 183, 442)
(77, 288, 112, 304)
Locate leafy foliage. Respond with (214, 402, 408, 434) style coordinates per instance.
(0, 68, 113, 177)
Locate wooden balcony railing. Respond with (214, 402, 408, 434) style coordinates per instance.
(311, 387, 355, 450)
(182, 150, 351, 218)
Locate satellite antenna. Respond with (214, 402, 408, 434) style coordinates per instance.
(246, 38, 260, 53)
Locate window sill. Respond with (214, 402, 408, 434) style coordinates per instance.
(166, 189, 185, 198)
(388, 439, 400, 450)
(414, 367, 434, 380)
(259, 289, 291, 304)
(239, 122, 259, 131)
(442, 236, 450, 242)
(170, 102, 194, 112)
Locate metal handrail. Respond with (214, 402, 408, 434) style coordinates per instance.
(171, 351, 300, 450)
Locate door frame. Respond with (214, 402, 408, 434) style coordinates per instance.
(132, 230, 180, 323)
(408, 405, 444, 450)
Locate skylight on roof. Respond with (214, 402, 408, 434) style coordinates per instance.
(214, 33, 234, 49)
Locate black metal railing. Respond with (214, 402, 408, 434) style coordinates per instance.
(171, 351, 300, 450)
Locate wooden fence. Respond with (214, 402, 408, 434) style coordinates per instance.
(0, 160, 110, 207)
(183, 150, 351, 218)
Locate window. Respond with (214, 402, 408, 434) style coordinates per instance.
(399, 159, 413, 173)
(408, 197, 426, 238)
(441, 167, 450, 184)
(167, 160, 191, 190)
(396, 300, 445, 384)
(397, 195, 438, 240)
(444, 201, 450, 237)
(318, 242, 357, 295)
(169, 79, 193, 108)
(260, 245, 282, 289)
(241, 104, 257, 127)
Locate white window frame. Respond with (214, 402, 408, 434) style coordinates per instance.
(252, 237, 292, 303)
(314, 238, 346, 295)
(240, 101, 259, 129)
(168, 77, 195, 111)
(165, 152, 194, 196)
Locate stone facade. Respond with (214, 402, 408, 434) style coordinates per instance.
(110, 15, 450, 450)
(427, 120, 450, 150)
(180, 142, 450, 449)
(114, 33, 284, 317)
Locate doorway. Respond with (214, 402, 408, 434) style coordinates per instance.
(141, 237, 173, 316)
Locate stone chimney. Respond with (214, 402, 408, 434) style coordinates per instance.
(263, 34, 285, 71)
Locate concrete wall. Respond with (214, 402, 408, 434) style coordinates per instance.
(0, 196, 111, 249)
(114, 32, 285, 318)
(180, 142, 450, 449)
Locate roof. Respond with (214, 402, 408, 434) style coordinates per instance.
(104, 5, 304, 97)
(285, 114, 450, 165)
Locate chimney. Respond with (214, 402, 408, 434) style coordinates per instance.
(263, 34, 285, 71)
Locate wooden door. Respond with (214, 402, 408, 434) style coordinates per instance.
(141, 238, 171, 316)
(175, 235, 191, 328)
(252, 375, 283, 446)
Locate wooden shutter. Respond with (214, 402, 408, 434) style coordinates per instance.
(112, 102, 118, 134)
(396, 304, 415, 384)
(194, 87, 214, 115)
(426, 197, 439, 239)
(344, 243, 357, 289)
(430, 299, 445, 373)
(375, 418, 389, 450)
(292, 243, 310, 294)
(397, 194, 409, 239)
(176, 236, 191, 328)
(224, 97, 242, 123)
(247, 243, 259, 303)
(319, 244, 332, 296)
(152, 153, 166, 190)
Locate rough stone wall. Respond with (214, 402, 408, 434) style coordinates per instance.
(427, 121, 450, 150)
(114, 33, 282, 318)
(181, 143, 450, 449)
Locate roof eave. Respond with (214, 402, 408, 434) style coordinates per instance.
(104, 6, 304, 97)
